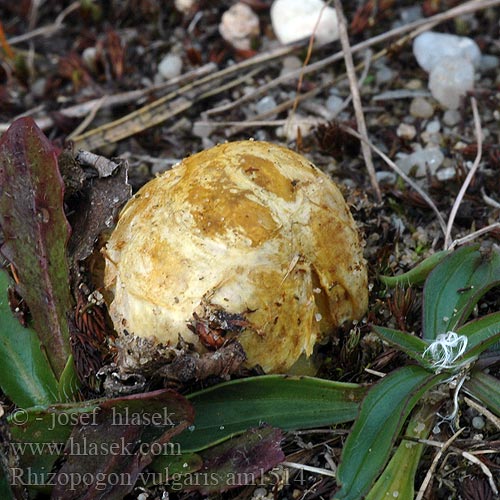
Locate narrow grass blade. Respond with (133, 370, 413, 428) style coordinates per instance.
(379, 250, 450, 287)
(333, 365, 446, 500)
(372, 326, 430, 367)
(365, 403, 438, 500)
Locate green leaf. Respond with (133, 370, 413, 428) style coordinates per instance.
(455, 313, 500, 365)
(463, 370, 500, 418)
(0, 270, 58, 407)
(334, 365, 446, 500)
(57, 355, 81, 402)
(423, 245, 500, 340)
(178, 375, 366, 452)
(365, 403, 438, 500)
(372, 326, 430, 367)
(379, 250, 450, 287)
(0, 117, 73, 378)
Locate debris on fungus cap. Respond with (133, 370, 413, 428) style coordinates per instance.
(103, 141, 368, 374)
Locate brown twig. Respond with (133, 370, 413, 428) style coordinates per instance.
(334, 0, 381, 202)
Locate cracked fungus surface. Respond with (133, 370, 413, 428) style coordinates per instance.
(104, 141, 368, 373)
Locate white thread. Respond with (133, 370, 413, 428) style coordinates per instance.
(423, 331, 468, 371)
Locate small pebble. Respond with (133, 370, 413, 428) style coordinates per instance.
(429, 57, 474, 109)
(425, 119, 441, 134)
(376, 171, 397, 185)
(280, 55, 302, 77)
(396, 146, 444, 177)
(375, 66, 394, 85)
(253, 487, 268, 498)
(278, 113, 318, 142)
(175, 0, 195, 14)
(397, 123, 416, 140)
(255, 96, 277, 116)
(436, 166, 456, 181)
(219, 3, 260, 50)
(472, 416, 485, 430)
(400, 6, 422, 24)
(157, 53, 183, 80)
(325, 94, 344, 115)
(443, 109, 461, 126)
(410, 97, 434, 119)
(82, 47, 98, 73)
(413, 31, 481, 72)
(192, 121, 214, 138)
(271, 0, 339, 45)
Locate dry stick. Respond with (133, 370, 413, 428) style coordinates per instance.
(449, 222, 500, 249)
(415, 436, 499, 497)
(445, 97, 482, 249)
(223, 50, 373, 137)
(0, 63, 217, 134)
(334, 0, 381, 202)
(341, 125, 447, 236)
(8, 1, 80, 45)
(71, 45, 303, 150)
(416, 427, 465, 500)
(207, 0, 500, 117)
(67, 96, 105, 140)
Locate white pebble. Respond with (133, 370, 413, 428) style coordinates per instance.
(158, 53, 183, 80)
(376, 66, 394, 85)
(192, 121, 214, 139)
(443, 109, 461, 126)
(219, 3, 260, 50)
(472, 416, 485, 430)
(280, 55, 302, 77)
(82, 47, 98, 72)
(425, 119, 441, 134)
(326, 94, 344, 115)
(396, 146, 444, 177)
(278, 113, 319, 142)
(253, 487, 267, 498)
(175, 0, 195, 14)
(413, 31, 481, 72)
(400, 6, 422, 24)
(410, 97, 434, 119)
(397, 123, 416, 140)
(436, 166, 456, 181)
(271, 0, 339, 46)
(429, 57, 474, 109)
(255, 96, 277, 116)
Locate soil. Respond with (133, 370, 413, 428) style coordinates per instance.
(1, 1, 499, 499)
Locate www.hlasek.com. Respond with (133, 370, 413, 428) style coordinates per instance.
(10, 467, 290, 491)
(9, 437, 182, 457)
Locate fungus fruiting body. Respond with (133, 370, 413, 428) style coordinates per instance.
(104, 141, 367, 373)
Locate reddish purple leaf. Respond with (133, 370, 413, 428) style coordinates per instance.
(181, 426, 284, 494)
(0, 117, 72, 377)
(51, 389, 194, 500)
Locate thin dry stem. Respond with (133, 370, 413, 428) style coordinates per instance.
(416, 427, 464, 500)
(445, 97, 483, 249)
(334, 0, 381, 202)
